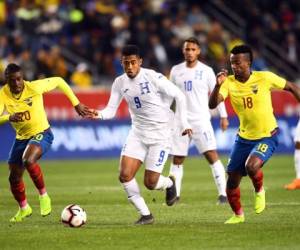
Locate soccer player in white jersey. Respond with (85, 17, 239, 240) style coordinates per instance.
(284, 119, 300, 190)
(168, 37, 229, 204)
(92, 45, 192, 225)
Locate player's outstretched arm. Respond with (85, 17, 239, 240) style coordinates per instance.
(74, 103, 95, 118)
(209, 69, 227, 109)
(284, 81, 300, 102)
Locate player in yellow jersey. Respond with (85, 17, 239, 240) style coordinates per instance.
(209, 45, 300, 224)
(0, 63, 92, 222)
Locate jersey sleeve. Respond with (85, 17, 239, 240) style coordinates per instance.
(98, 79, 123, 120)
(31, 77, 79, 106)
(219, 79, 229, 100)
(148, 70, 190, 130)
(264, 71, 286, 90)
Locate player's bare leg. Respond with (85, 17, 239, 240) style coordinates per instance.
(23, 144, 51, 216)
(285, 141, 300, 190)
(9, 164, 32, 222)
(225, 172, 244, 224)
(169, 156, 185, 201)
(245, 155, 265, 214)
(203, 150, 227, 204)
(119, 156, 153, 225)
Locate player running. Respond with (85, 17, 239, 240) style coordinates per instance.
(209, 45, 300, 224)
(0, 63, 92, 222)
(92, 45, 192, 225)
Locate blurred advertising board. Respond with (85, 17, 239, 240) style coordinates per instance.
(44, 90, 300, 120)
(0, 117, 298, 161)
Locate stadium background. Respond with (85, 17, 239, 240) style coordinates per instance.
(1, 0, 300, 160)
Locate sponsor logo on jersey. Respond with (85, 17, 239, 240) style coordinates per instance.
(24, 97, 33, 106)
(251, 85, 258, 94)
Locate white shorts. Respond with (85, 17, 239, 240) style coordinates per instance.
(170, 121, 217, 156)
(121, 130, 171, 173)
(294, 119, 300, 142)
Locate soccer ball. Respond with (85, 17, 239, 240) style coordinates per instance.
(61, 204, 87, 227)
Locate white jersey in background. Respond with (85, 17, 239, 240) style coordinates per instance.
(169, 60, 228, 200)
(99, 68, 190, 142)
(170, 61, 227, 123)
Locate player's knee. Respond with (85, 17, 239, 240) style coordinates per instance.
(245, 163, 259, 177)
(173, 156, 185, 165)
(119, 172, 133, 183)
(22, 157, 36, 168)
(8, 173, 21, 184)
(227, 179, 238, 189)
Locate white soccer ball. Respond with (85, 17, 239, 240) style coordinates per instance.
(61, 204, 87, 227)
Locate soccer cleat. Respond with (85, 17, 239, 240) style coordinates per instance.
(224, 214, 245, 224)
(284, 179, 300, 190)
(255, 189, 265, 214)
(166, 176, 177, 206)
(10, 205, 32, 222)
(217, 195, 228, 205)
(135, 214, 154, 225)
(39, 194, 51, 216)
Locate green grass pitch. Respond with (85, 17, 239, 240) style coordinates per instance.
(0, 155, 299, 250)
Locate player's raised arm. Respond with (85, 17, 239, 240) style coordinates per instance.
(284, 81, 300, 102)
(208, 69, 227, 109)
(35, 77, 93, 118)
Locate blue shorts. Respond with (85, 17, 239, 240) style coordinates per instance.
(227, 130, 279, 176)
(8, 128, 54, 166)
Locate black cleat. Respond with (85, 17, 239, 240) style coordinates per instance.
(166, 176, 177, 206)
(217, 195, 228, 205)
(135, 214, 154, 225)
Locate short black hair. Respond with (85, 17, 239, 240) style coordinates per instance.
(230, 45, 253, 63)
(184, 37, 200, 47)
(4, 63, 21, 78)
(121, 45, 140, 57)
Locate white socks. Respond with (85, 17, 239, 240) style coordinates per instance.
(122, 178, 150, 216)
(169, 163, 183, 196)
(294, 149, 300, 178)
(210, 160, 227, 196)
(154, 175, 173, 190)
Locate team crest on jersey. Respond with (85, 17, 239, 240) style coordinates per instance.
(251, 85, 258, 94)
(24, 97, 33, 106)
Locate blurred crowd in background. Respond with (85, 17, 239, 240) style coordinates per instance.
(0, 0, 300, 88)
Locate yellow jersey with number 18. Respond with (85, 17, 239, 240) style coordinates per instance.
(0, 77, 79, 140)
(219, 71, 286, 140)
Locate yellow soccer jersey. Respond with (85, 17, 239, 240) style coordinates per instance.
(0, 77, 79, 139)
(219, 71, 286, 140)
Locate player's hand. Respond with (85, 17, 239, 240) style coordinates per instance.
(86, 109, 100, 119)
(216, 69, 228, 86)
(182, 128, 193, 137)
(220, 117, 229, 131)
(9, 112, 24, 122)
(74, 103, 95, 117)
